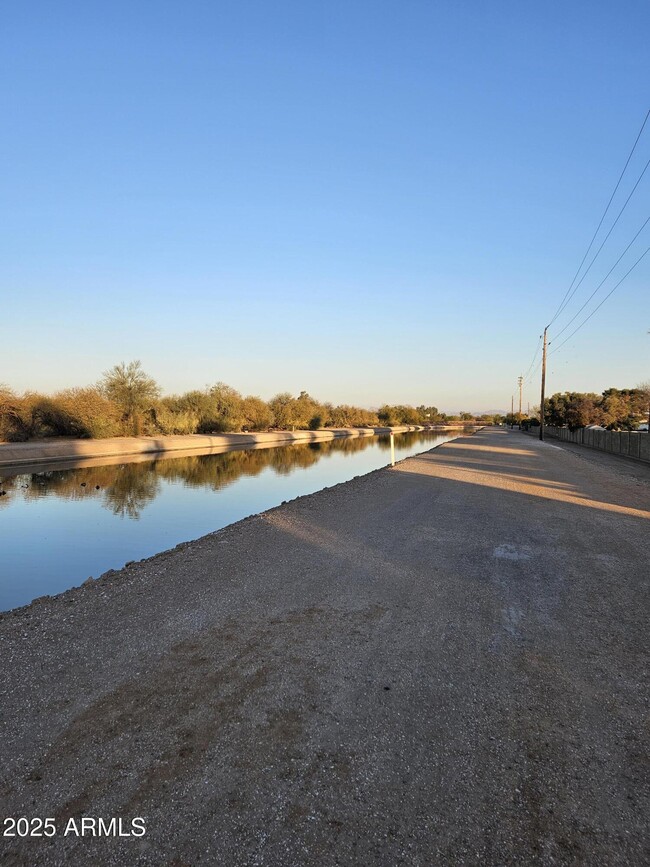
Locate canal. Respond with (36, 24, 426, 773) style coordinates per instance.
(0, 430, 466, 611)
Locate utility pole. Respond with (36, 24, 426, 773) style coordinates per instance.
(511, 395, 514, 427)
(539, 327, 548, 441)
(518, 376, 523, 426)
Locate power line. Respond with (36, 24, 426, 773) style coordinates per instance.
(551, 214, 650, 341)
(550, 155, 650, 326)
(522, 334, 542, 381)
(519, 332, 543, 394)
(546, 108, 650, 329)
(549, 244, 650, 356)
(518, 109, 650, 428)
(524, 357, 542, 386)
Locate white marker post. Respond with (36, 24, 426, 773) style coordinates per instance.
(390, 431, 395, 466)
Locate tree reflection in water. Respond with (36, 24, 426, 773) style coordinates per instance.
(102, 464, 161, 519)
(0, 431, 457, 520)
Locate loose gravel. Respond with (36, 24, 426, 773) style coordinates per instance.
(1, 428, 648, 866)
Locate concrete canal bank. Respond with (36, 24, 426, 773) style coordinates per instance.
(0, 425, 468, 469)
(1, 428, 648, 865)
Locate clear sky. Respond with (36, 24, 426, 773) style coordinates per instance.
(2, 1, 649, 413)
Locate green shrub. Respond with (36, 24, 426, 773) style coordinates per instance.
(153, 403, 199, 435)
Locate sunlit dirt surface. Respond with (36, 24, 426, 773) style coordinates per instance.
(1, 428, 648, 866)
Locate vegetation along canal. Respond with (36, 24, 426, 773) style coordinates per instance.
(0, 430, 464, 611)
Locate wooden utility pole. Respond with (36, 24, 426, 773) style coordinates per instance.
(518, 376, 523, 425)
(539, 327, 548, 441)
(511, 395, 514, 427)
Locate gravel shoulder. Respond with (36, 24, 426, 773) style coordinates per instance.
(1, 428, 648, 866)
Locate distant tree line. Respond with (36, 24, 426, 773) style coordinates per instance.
(0, 361, 474, 442)
(515, 386, 650, 432)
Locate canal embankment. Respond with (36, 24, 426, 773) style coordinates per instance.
(0, 425, 470, 469)
(1, 427, 647, 865)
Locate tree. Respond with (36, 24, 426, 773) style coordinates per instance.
(377, 404, 421, 425)
(565, 395, 598, 431)
(599, 388, 635, 429)
(241, 396, 273, 431)
(170, 389, 216, 433)
(546, 393, 572, 427)
(207, 382, 244, 432)
(100, 361, 160, 435)
(377, 405, 398, 426)
(416, 405, 440, 424)
(293, 391, 323, 429)
(269, 392, 298, 429)
(329, 404, 355, 427)
(397, 405, 420, 425)
(636, 380, 650, 431)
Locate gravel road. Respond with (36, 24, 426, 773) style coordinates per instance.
(1, 427, 648, 866)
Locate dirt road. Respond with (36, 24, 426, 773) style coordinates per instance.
(1, 428, 648, 865)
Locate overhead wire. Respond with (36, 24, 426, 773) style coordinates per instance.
(522, 334, 542, 381)
(546, 108, 650, 329)
(549, 243, 650, 356)
(551, 213, 650, 341)
(549, 155, 650, 326)
(524, 357, 542, 386)
(516, 108, 649, 407)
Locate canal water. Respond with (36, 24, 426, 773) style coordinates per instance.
(0, 430, 464, 611)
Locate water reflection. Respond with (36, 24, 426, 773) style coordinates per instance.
(0, 431, 442, 519)
(0, 430, 469, 610)
(104, 465, 161, 519)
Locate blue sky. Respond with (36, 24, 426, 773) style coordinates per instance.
(2, 1, 649, 412)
